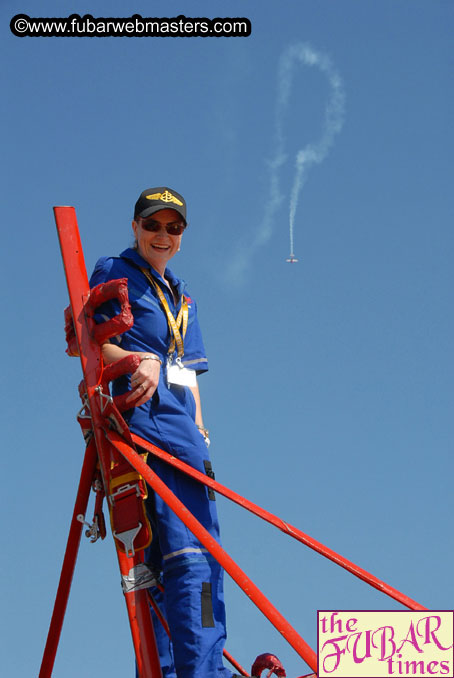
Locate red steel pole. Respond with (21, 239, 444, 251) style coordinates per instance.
(117, 551, 162, 678)
(107, 430, 318, 674)
(223, 649, 249, 677)
(39, 440, 98, 678)
(51, 206, 162, 678)
(131, 432, 425, 612)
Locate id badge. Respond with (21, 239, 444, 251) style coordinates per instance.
(167, 358, 197, 387)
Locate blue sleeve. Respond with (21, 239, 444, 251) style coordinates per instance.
(89, 256, 114, 287)
(182, 297, 209, 375)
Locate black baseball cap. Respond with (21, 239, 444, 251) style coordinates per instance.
(134, 187, 187, 223)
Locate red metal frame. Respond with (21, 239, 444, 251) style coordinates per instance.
(39, 439, 98, 677)
(40, 205, 428, 678)
(40, 207, 162, 678)
(107, 429, 318, 672)
(129, 432, 425, 612)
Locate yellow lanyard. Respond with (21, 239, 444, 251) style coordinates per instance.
(140, 267, 188, 359)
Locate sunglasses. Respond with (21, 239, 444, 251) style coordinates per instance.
(139, 219, 186, 236)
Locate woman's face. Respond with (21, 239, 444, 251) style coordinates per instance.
(132, 208, 184, 272)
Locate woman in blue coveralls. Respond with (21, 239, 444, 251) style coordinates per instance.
(90, 187, 239, 678)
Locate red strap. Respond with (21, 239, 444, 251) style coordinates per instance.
(109, 467, 152, 556)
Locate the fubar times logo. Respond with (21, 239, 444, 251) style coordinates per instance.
(318, 611, 453, 677)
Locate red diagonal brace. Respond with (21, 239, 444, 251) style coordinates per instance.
(106, 428, 318, 674)
(130, 432, 425, 612)
(39, 440, 98, 677)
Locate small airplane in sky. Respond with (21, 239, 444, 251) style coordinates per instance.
(286, 253, 299, 263)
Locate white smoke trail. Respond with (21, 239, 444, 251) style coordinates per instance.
(285, 45, 345, 258)
(225, 43, 345, 283)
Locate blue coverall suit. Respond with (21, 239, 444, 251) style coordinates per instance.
(90, 248, 233, 678)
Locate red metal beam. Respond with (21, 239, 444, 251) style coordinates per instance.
(39, 440, 97, 678)
(223, 649, 249, 677)
(117, 551, 162, 678)
(130, 432, 426, 612)
(47, 206, 162, 678)
(106, 429, 318, 674)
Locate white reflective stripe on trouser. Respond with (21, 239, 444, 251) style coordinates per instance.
(163, 547, 209, 561)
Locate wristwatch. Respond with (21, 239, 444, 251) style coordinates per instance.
(197, 425, 211, 448)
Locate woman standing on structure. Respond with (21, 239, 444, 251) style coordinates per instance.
(90, 187, 237, 678)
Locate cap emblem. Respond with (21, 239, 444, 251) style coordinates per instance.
(146, 190, 183, 207)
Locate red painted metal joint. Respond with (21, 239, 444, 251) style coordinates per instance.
(251, 653, 287, 677)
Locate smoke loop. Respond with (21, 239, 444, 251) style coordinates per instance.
(227, 42, 345, 282)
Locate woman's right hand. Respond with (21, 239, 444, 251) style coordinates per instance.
(126, 354, 162, 406)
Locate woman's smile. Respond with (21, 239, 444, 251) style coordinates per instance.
(132, 208, 183, 274)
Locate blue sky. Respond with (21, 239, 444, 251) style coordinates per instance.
(1, 1, 453, 677)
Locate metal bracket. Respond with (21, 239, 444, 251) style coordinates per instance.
(76, 404, 92, 421)
(110, 482, 141, 506)
(77, 391, 91, 418)
(76, 513, 100, 543)
(113, 523, 142, 558)
(95, 385, 113, 413)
